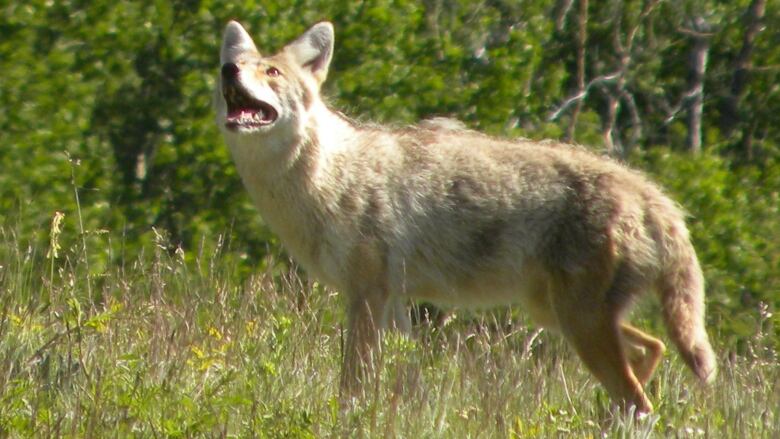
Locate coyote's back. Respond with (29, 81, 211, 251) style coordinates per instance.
(215, 20, 716, 414)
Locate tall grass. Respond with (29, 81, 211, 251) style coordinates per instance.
(0, 220, 777, 437)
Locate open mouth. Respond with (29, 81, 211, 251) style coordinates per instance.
(222, 83, 278, 130)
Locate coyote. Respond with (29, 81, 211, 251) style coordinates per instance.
(215, 21, 716, 413)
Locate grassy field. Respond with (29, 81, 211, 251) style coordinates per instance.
(0, 227, 777, 438)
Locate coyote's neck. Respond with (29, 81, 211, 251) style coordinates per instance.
(231, 101, 357, 275)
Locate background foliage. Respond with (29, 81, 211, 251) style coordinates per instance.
(1, 0, 778, 343)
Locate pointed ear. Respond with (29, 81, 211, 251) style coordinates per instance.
(221, 21, 259, 64)
(284, 22, 334, 84)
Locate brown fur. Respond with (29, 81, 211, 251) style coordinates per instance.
(215, 21, 717, 413)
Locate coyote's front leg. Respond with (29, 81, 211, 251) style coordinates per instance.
(339, 243, 391, 397)
(340, 294, 385, 396)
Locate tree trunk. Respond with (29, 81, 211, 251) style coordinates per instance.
(721, 0, 766, 159)
(565, 0, 588, 142)
(685, 17, 711, 155)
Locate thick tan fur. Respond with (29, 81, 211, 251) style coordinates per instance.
(215, 21, 717, 413)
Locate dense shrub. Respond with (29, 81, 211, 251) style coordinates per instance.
(1, 0, 777, 343)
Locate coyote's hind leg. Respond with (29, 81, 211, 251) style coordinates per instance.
(550, 277, 653, 413)
(620, 323, 666, 387)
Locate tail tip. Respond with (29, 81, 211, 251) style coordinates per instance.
(691, 344, 717, 385)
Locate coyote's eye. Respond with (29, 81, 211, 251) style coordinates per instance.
(266, 66, 281, 77)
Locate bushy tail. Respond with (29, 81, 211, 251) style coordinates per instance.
(658, 229, 717, 384)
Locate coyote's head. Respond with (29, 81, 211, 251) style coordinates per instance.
(216, 21, 334, 143)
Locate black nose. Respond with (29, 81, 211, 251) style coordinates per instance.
(221, 62, 239, 81)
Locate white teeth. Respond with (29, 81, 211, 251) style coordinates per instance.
(230, 109, 267, 127)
